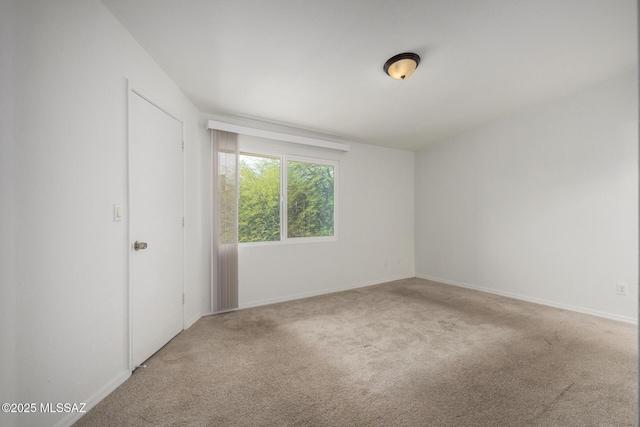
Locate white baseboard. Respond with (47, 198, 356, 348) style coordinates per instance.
(185, 312, 201, 330)
(238, 274, 415, 310)
(417, 274, 637, 325)
(54, 369, 130, 427)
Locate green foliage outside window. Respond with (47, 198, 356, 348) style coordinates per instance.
(238, 154, 280, 243)
(238, 153, 335, 243)
(287, 161, 334, 238)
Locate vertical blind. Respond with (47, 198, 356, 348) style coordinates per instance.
(212, 130, 239, 312)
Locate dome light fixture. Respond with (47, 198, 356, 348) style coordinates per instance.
(383, 52, 420, 80)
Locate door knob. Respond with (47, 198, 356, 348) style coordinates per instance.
(134, 241, 148, 251)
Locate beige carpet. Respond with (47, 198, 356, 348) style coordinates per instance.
(75, 278, 637, 426)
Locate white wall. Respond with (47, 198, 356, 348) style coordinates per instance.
(0, 1, 18, 426)
(7, 1, 209, 426)
(185, 119, 213, 324)
(234, 134, 415, 307)
(415, 70, 638, 323)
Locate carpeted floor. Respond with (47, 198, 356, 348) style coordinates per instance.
(75, 278, 637, 426)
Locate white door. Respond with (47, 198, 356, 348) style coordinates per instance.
(129, 90, 184, 368)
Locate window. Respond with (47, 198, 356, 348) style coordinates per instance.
(238, 154, 280, 243)
(287, 160, 334, 238)
(239, 153, 337, 243)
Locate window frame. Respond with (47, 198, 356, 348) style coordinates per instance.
(238, 151, 338, 246)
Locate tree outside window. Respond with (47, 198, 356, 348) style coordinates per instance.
(238, 153, 336, 243)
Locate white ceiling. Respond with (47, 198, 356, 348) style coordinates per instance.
(102, 0, 637, 151)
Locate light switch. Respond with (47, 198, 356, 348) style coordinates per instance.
(114, 204, 123, 222)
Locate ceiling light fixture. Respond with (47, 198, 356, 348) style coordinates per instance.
(383, 52, 420, 80)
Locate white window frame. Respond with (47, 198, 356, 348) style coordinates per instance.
(238, 151, 338, 246)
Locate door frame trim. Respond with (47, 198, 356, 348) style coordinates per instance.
(126, 80, 186, 371)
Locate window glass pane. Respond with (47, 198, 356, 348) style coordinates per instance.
(287, 160, 334, 238)
(238, 154, 281, 243)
